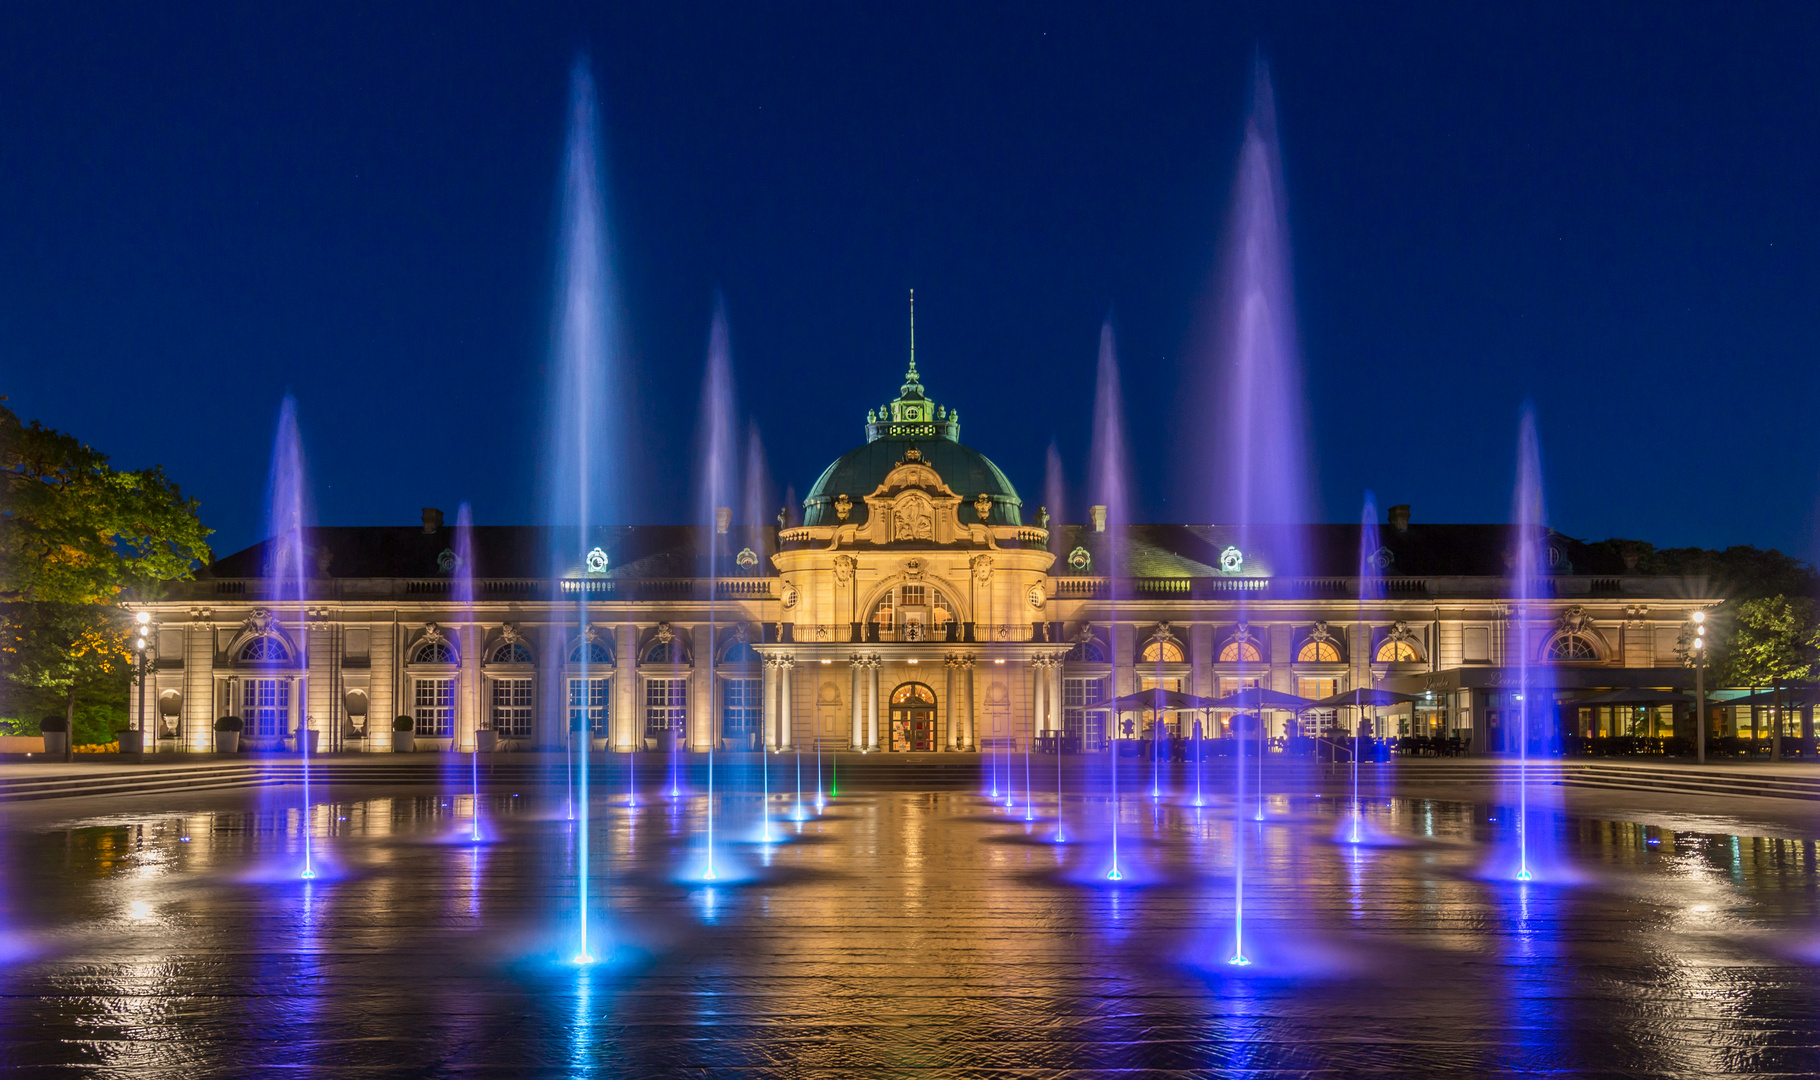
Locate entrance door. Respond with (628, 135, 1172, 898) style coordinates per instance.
(889, 682, 937, 751)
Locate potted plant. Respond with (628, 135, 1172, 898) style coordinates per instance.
(214, 715, 243, 753)
(393, 714, 415, 753)
(39, 714, 68, 756)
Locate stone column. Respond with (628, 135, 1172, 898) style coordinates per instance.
(1031, 658, 1046, 750)
(1048, 656, 1063, 734)
(615, 625, 638, 752)
(850, 656, 863, 748)
(866, 657, 881, 751)
(762, 657, 777, 750)
(962, 657, 976, 750)
(944, 655, 959, 750)
(778, 657, 795, 750)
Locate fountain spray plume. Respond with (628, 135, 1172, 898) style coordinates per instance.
(696, 300, 741, 875)
(264, 396, 316, 880)
(1206, 55, 1313, 964)
(1509, 406, 1551, 883)
(742, 422, 779, 838)
(1345, 493, 1382, 845)
(1088, 318, 1130, 880)
(453, 505, 483, 842)
(542, 53, 629, 966)
(1044, 442, 1067, 840)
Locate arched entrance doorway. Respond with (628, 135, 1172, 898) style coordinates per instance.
(890, 682, 937, 751)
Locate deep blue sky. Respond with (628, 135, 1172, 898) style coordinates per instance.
(3, 4, 1818, 559)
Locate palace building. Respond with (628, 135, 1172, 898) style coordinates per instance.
(135, 359, 1715, 756)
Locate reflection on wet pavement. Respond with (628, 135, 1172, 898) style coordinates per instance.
(1, 788, 1817, 1077)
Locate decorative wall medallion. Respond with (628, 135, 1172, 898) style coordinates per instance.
(584, 547, 609, 574)
(903, 558, 923, 580)
(1219, 545, 1244, 574)
(971, 554, 994, 583)
(437, 548, 459, 573)
(816, 625, 831, 641)
(1369, 546, 1395, 571)
(780, 583, 799, 609)
(975, 493, 993, 521)
(832, 555, 855, 584)
(243, 609, 277, 636)
(834, 493, 852, 522)
(1307, 621, 1336, 647)
(1028, 584, 1046, 609)
(1555, 606, 1591, 635)
(1384, 621, 1419, 647)
(736, 547, 758, 569)
(904, 621, 925, 642)
(1068, 546, 1092, 573)
(420, 622, 448, 646)
(500, 622, 524, 645)
(654, 622, 674, 645)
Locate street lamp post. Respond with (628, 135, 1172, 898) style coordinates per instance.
(133, 610, 156, 765)
(1692, 611, 1707, 766)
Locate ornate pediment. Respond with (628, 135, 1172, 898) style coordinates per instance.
(892, 492, 936, 541)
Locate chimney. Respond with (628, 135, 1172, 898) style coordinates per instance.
(715, 507, 732, 534)
(1090, 505, 1107, 533)
(1387, 504, 1410, 534)
(421, 507, 443, 533)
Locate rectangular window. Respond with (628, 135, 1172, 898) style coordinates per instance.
(645, 677, 688, 735)
(1297, 676, 1339, 701)
(414, 678, 454, 738)
(243, 678, 289, 739)
(1139, 676, 1183, 736)
(568, 677, 609, 738)
(1063, 676, 1106, 750)
(899, 585, 926, 607)
(492, 679, 533, 738)
(722, 678, 761, 737)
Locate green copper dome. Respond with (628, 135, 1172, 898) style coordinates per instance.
(802, 359, 1023, 528)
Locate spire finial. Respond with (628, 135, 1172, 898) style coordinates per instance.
(907, 288, 917, 381)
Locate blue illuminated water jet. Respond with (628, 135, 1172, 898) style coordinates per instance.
(262, 396, 316, 881)
(1087, 318, 1129, 881)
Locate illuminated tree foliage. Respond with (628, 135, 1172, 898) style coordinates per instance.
(1, 400, 212, 748)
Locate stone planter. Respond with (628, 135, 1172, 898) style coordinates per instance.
(116, 730, 143, 754)
(476, 730, 498, 752)
(215, 731, 240, 753)
(395, 732, 415, 753)
(42, 731, 68, 755)
(293, 729, 320, 754)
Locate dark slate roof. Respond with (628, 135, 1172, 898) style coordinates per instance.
(204, 525, 781, 581)
(1053, 523, 1594, 579)
(802, 435, 1022, 527)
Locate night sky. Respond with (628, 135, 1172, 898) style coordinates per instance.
(3, 5, 1817, 559)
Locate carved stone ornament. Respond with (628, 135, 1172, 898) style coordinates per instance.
(1219, 545, 1244, 574)
(971, 554, 994, 583)
(437, 548, 460, 574)
(732, 621, 751, 645)
(243, 609, 277, 636)
(832, 554, 855, 585)
(1307, 621, 1336, 646)
(500, 622, 524, 645)
(1075, 622, 1096, 646)
(975, 493, 993, 521)
(904, 621, 926, 642)
(893, 493, 935, 540)
(654, 622, 674, 646)
(834, 493, 852, 522)
(1369, 546, 1395, 571)
(902, 445, 923, 463)
(1383, 620, 1419, 646)
(579, 624, 602, 646)
(903, 558, 923, 580)
(736, 547, 759, 569)
(1028, 584, 1046, 610)
(420, 622, 448, 646)
(1151, 621, 1181, 649)
(1555, 606, 1592, 635)
(780, 583, 799, 609)
(1037, 506, 1050, 529)
(1227, 622, 1256, 646)
(777, 507, 789, 528)
(1068, 546, 1092, 573)
(584, 546, 609, 574)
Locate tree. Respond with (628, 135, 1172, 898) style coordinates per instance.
(1711, 595, 1820, 756)
(0, 400, 212, 756)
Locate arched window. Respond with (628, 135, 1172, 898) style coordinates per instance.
(1219, 640, 1262, 663)
(721, 641, 758, 665)
(490, 640, 534, 664)
(1141, 640, 1185, 663)
(1066, 637, 1108, 663)
(570, 639, 613, 665)
(239, 637, 289, 663)
(644, 639, 682, 664)
(1547, 634, 1598, 661)
(1375, 640, 1420, 663)
(412, 639, 457, 664)
(1297, 640, 1342, 663)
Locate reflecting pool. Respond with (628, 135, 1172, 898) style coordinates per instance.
(1, 787, 1816, 1076)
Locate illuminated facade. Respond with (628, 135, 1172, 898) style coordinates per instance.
(135, 360, 1714, 755)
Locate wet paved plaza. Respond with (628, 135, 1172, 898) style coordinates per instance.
(2, 776, 1818, 1078)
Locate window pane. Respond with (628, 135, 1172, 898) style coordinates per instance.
(722, 678, 761, 737)
(568, 678, 609, 737)
(492, 679, 533, 737)
(414, 678, 454, 737)
(645, 677, 687, 735)
(1063, 677, 1105, 750)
